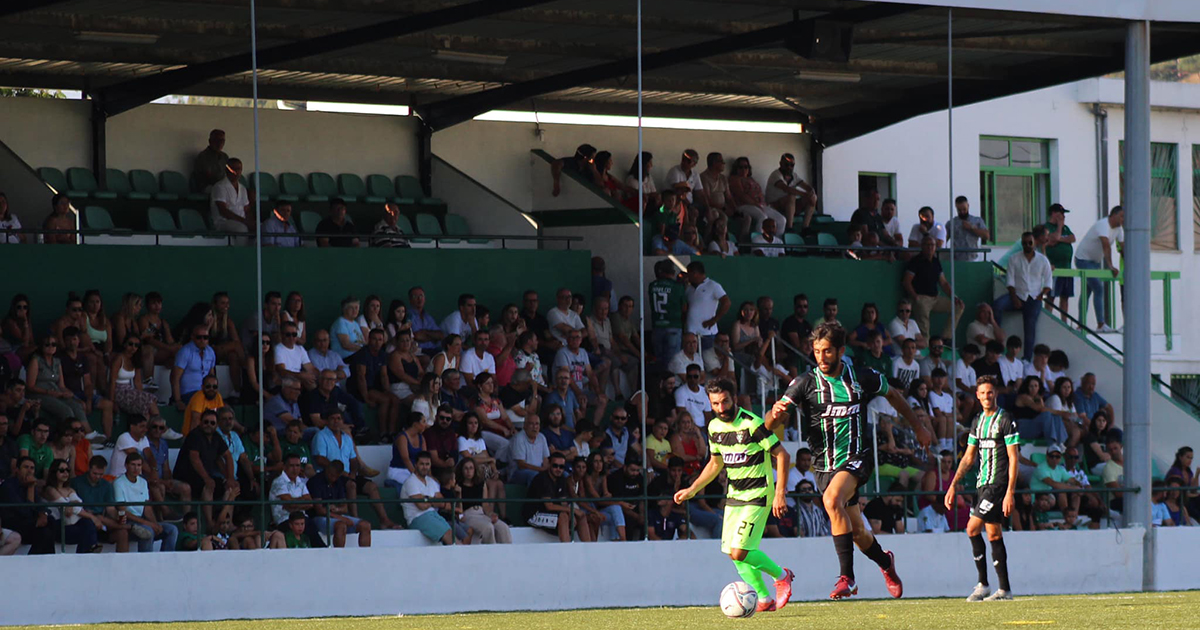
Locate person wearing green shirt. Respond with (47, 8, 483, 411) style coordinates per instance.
(17, 419, 54, 479)
(280, 421, 316, 478)
(648, 259, 688, 373)
(1043, 203, 1075, 315)
(269, 511, 312, 549)
(857, 330, 893, 377)
(1028, 443, 1079, 511)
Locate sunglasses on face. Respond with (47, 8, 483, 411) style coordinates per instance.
(283, 332, 297, 338)
(203, 384, 219, 390)
(612, 415, 628, 420)
(57, 467, 69, 473)
(898, 309, 911, 314)
(550, 464, 565, 470)
(194, 335, 209, 340)
(202, 420, 217, 426)
(437, 416, 452, 422)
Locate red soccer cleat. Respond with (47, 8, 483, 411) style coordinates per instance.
(755, 598, 777, 613)
(774, 568, 795, 610)
(829, 575, 858, 600)
(881, 551, 903, 598)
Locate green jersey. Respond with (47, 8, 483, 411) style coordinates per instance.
(967, 410, 1019, 487)
(707, 408, 780, 507)
(781, 362, 888, 472)
(648, 278, 686, 329)
(281, 441, 311, 466)
(1043, 221, 1074, 269)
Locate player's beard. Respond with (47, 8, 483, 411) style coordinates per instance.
(716, 406, 736, 420)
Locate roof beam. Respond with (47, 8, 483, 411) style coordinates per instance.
(856, 27, 1120, 57)
(417, 3, 919, 130)
(94, 0, 559, 117)
(0, 0, 70, 19)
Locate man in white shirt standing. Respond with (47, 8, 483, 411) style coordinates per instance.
(764, 153, 817, 231)
(946, 195, 991, 262)
(1074, 206, 1124, 332)
(274, 321, 316, 389)
(209, 157, 254, 234)
(684, 261, 730, 350)
(880, 198, 903, 245)
(993, 230, 1053, 360)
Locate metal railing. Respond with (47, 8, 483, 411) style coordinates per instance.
(0, 227, 583, 249)
(729, 241, 992, 260)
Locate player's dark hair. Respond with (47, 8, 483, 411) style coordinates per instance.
(705, 378, 737, 398)
(975, 375, 999, 389)
(810, 322, 846, 349)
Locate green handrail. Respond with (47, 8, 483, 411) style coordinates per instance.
(1048, 268, 1180, 349)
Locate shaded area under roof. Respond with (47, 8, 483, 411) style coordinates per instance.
(1, 0, 1199, 144)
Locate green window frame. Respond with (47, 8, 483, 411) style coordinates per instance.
(978, 136, 1053, 245)
(1119, 140, 1179, 251)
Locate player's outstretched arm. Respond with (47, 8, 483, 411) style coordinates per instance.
(886, 387, 933, 447)
(944, 444, 977, 511)
(675, 454, 723, 505)
(770, 443, 790, 518)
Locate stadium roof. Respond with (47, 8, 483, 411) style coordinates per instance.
(3, 0, 1200, 144)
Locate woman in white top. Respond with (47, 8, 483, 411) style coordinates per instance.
(474, 373, 514, 455)
(42, 458, 104, 553)
(411, 373, 442, 426)
(430, 334, 462, 378)
(1046, 376, 1089, 428)
(282, 291, 307, 346)
(706, 216, 739, 258)
(457, 414, 505, 506)
(109, 335, 162, 419)
(356, 294, 386, 340)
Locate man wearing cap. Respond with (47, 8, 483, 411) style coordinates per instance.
(1029, 442, 1080, 511)
(947, 196, 990, 262)
(765, 153, 816, 232)
(1043, 204, 1075, 315)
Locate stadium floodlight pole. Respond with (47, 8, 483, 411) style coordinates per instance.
(1123, 19, 1153, 590)
(946, 8, 959, 476)
(636, 0, 649, 541)
(250, 0, 267, 532)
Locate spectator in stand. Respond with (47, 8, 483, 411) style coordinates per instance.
(593, 151, 629, 202)
(181, 374, 224, 436)
(384, 300, 412, 352)
(146, 417, 192, 514)
(71, 454, 131, 551)
(372, 202, 410, 248)
(509, 414, 551, 486)
(267, 321, 313, 391)
(849, 188, 888, 246)
(892, 338, 921, 391)
(27, 335, 87, 426)
(405, 286, 443, 357)
(907, 206, 946, 249)
(903, 235, 965, 340)
(356, 295, 386, 341)
(500, 368, 539, 429)
(307, 459, 372, 548)
(216, 406, 257, 499)
(106, 335, 163, 439)
(624, 151, 659, 212)
(1103, 433, 1125, 513)
(855, 330, 892, 376)
(892, 298, 926, 350)
(603, 407, 636, 466)
(3, 295, 36, 370)
(607, 457, 646, 540)
(210, 158, 254, 234)
(666, 148, 707, 208)
(16, 418, 53, 479)
(879, 198, 902, 245)
(544, 288, 582, 350)
(728, 156, 787, 231)
(350, 328, 400, 442)
(819, 297, 842, 329)
(311, 409, 396, 529)
(106, 414, 157, 483)
(192, 129, 228, 192)
(581, 451, 627, 541)
(130, 293, 173, 390)
(303, 367, 363, 434)
(1075, 206, 1124, 332)
(424, 406, 460, 474)
(550, 144, 599, 197)
(686, 261, 730, 351)
(649, 260, 687, 372)
(704, 332, 737, 383)
(781, 293, 813, 364)
(262, 200, 299, 248)
(171, 324, 216, 413)
(998, 336, 1026, 394)
(1029, 442, 1079, 511)
(401, 451, 456, 545)
(1166, 447, 1200, 518)
(263, 377, 304, 437)
(1014, 376, 1071, 447)
(764, 153, 817, 232)
(1075, 373, 1115, 425)
(386, 409, 424, 489)
(1, 457, 62, 553)
(268, 452, 313, 532)
(918, 450, 968, 533)
(947, 196, 991, 262)
(850, 302, 893, 355)
(647, 457, 691, 541)
(792, 478, 830, 537)
(994, 231, 1053, 360)
(1046, 350, 1069, 384)
(429, 335, 462, 380)
(555, 328, 604, 403)
(918, 336, 951, 379)
(751, 218, 784, 257)
(114, 453, 178, 551)
(457, 413, 504, 504)
(953, 344, 980, 397)
(58, 327, 111, 442)
(1042, 204, 1076, 315)
(966, 303, 1006, 350)
(441, 293, 478, 340)
(526, 451, 592, 542)
(39, 192, 75, 245)
(266, 510, 315, 549)
(315, 198, 359, 248)
(545, 367, 584, 431)
(669, 332, 706, 384)
(208, 292, 245, 394)
(972, 340, 1004, 387)
(242, 291, 283, 361)
(865, 482, 907, 534)
(460, 329, 496, 382)
(175, 408, 235, 528)
(0, 415, 17, 479)
(0, 191, 27, 245)
(701, 152, 736, 216)
(441, 369, 473, 420)
(675, 364, 712, 428)
(455, 457, 512, 544)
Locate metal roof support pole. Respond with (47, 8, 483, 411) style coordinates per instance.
(89, 99, 107, 190)
(1122, 19, 1153, 589)
(418, 121, 434, 199)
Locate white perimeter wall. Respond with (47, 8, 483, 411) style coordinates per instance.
(6, 527, 1186, 625)
(0, 97, 419, 180)
(823, 78, 1200, 376)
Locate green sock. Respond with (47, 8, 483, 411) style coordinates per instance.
(744, 549, 783, 580)
(733, 560, 770, 599)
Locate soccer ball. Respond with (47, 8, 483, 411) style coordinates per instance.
(720, 581, 758, 618)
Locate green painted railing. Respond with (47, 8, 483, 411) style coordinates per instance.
(1049, 268, 1181, 349)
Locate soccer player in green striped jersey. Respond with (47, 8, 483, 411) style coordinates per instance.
(766, 323, 929, 600)
(674, 378, 795, 612)
(945, 375, 1020, 601)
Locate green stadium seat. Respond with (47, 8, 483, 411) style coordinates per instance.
(279, 172, 325, 202)
(395, 214, 415, 235)
(159, 170, 209, 203)
(783, 232, 803, 246)
(366, 174, 399, 202)
(338, 173, 375, 203)
(67, 168, 116, 200)
(444, 213, 490, 245)
(248, 172, 289, 202)
(412, 213, 442, 245)
(106, 168, 148, 200)
(147, 207, 178, 232)
(813, 214, 835, 224)
(83, 206, 115, 230)
(178, 208, 209, 232)
(299, 211, 323, 234)
(308, 172, 341, 200)
(395, 175, 444, 205)
(130, 169, 177, 201)
(37, 167, 69, 194)
(816, 232, 839, 247)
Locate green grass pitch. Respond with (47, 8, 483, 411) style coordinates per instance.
(5, 591, 1197, 630)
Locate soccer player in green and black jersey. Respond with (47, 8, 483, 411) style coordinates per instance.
(945, 375, 1019, 601)
(766, 323, 931, 600)
(675, 378, 795, 612)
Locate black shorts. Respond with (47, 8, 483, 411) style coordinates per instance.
(814, 450, 875, 507)
(971, 485, 1008, 524)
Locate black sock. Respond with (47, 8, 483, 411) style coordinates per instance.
(834, 533, 855, 581)
(970, 534, 989, 587)
(863, 538, 891, 570)
(991, 538, 1010, 592)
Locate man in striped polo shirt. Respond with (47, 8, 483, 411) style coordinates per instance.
(674, 378, 795, 613)
(767, 323, 927, 600)
(945, 375, 1020, 601)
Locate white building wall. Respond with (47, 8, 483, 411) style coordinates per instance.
(824, 78, 1200, 378)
